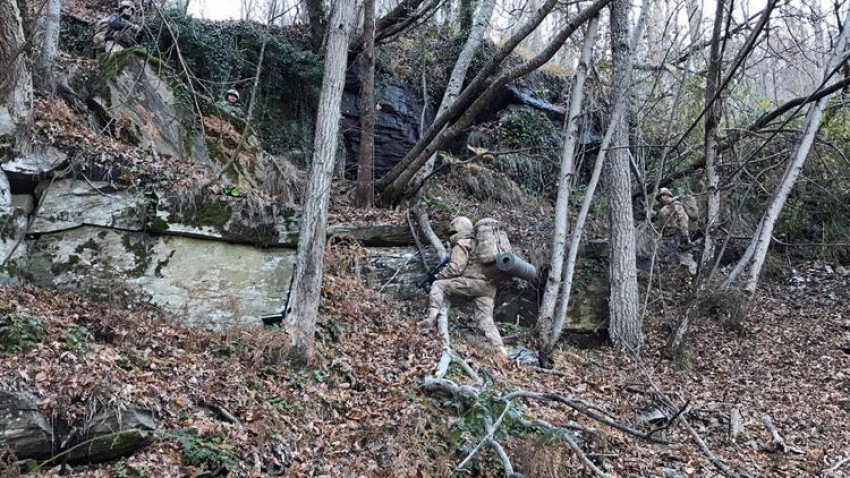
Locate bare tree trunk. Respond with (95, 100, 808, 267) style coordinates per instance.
(305, 0, 327, 50)
(0, 0, 33, 137)
(355, 0, 376, 208)
(0, 0, 32, 205)
(607, 0, 642, 351)
(407, 0, 496, 193)
(283, 0, 356, 360)
(33, 0, 60, 93)
(722, 10, 850, 296)
(538, 16, 599, 346)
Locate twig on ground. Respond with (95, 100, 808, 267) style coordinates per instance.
(532, 366, 572, 378)
(761, 415, 786, 452)
(829, 456, 850, 471)
(504, 390, 671, 444)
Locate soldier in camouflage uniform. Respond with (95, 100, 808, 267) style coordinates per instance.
(654, 188, 696, 273)
(426, 217, 508, 357)
(218, 89, 246, 119)
(93, 1, 143, 53)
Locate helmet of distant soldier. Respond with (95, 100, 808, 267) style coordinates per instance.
(656, 187, 674, 201)
(225, 89, 240, 103)
(119, 1, 136, 14)
(449, 216, 473, 235)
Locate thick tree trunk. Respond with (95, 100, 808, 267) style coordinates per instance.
(538, 17, 599, 346)
(0, 0, 33, 136)
(0, 0, 32, 206)
(34, 0, 61, 93)
(607, 0, 642, 351)
(283, 0, 355, 360)
(355, 0, 377, 208)
(407, 0, 496, 193)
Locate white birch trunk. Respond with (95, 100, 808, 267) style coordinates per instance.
(283, 0, 356, 359)
(34, 0, 61, 92)
(723, 9, 850, 294)
(408, 0, 496, 191)
(607, 0, 642, 351)
(538, 16, 598, 345)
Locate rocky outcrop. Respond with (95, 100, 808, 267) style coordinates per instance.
(19, 226, 295, 329)
(90, 51, 208, 163)
(30, 179, 146, 233)
(341, 72, 426, 179)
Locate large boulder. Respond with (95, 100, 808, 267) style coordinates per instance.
(30, 179, 146, 234)
(90, 50, 208, 163)
(19, 227, 295, 328)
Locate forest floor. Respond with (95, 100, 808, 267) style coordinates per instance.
(1, 259, 848, 478)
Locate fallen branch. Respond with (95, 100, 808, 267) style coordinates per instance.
(830, 456, 850, 471)
(503, 390, 671, 444)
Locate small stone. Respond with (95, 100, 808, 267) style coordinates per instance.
(836, 265, 848, 275)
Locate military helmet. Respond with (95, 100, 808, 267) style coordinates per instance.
(225, 89, 240, 101)
(449, 216, 473, 234)
(656, 187, 674, 200)
(119, 1, 136, 12)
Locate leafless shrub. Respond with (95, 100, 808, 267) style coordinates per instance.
(461, 164, 526, 206)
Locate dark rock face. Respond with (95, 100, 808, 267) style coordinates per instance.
(340, 68, 427, 180)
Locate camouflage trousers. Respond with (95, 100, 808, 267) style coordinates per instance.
(427, 277, 505, 354)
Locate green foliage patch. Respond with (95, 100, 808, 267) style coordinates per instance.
(174, 431, 239, 472)
(0, 311, 46, 356)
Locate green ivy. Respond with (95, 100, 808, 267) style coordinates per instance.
(148, 9, 324, 155)
(0, 313, 45, 356)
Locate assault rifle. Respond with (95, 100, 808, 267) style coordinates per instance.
(416, 256, 450, 290)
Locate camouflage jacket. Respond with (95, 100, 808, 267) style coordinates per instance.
(436, 231, 474, 279)
(655, 200, 689, 237)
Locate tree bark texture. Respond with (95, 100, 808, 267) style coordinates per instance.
(699, 0, 727, 275)
(305, 0, 327, 50)
(34, 0, 61, 93)
(378, 0, 612, 202)
(0, 0, 33, 137)
(538, 16, 599, 346)
(722, 9, 850, 295)
(606, 0, 643, 351)
(283, 0, 355, 359)
(408, 0, 496, 193)
(355, 0, 377, 208)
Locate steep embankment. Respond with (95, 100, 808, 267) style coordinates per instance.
(1, 262, 848, 477)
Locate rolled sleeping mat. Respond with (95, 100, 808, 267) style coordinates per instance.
(496, 253, 537, 281)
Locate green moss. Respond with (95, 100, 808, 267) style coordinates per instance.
(223, 221, 278, 247)
(149, 216, 170, 232)
(75, 238, 101, 254)
(96, 46, 149, 97)
(121, 235, 152, 276)
(170, 198, 233, 229)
